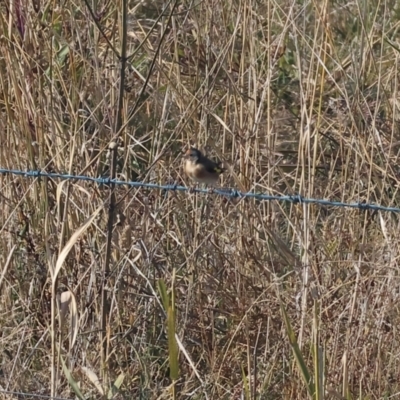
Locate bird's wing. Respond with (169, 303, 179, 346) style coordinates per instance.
(202, 157, 224, 173)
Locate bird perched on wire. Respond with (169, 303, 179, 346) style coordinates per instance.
(184, 147, 224, 187)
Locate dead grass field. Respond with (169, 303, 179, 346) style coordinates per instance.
(1, 0, 400, 399)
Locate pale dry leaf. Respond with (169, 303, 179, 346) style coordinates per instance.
(69, 288, 79, 349)
(0, 244, 16, 289)
(53, 203, 104, 287)
(81, 366, 104, 395)
(379, 212, 390, 245)
(59, 289, 79, 349)
(60, 290, 72, 330)
(211, 112, 233, 134)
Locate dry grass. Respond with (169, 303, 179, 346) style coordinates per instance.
(1, 0, 400, 399)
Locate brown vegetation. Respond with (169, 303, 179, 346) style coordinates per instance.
(1, 0, 400, 399)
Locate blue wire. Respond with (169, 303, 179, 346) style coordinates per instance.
(1, 167, 399, 213)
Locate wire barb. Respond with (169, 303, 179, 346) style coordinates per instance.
(289, 194, 303, 204)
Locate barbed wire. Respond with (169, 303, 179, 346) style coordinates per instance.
(1, 167, 400, 213)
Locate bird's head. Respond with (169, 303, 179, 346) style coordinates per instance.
(184, 147, 202, 162)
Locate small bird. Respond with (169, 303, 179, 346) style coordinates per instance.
(184, 147, 224, 187)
